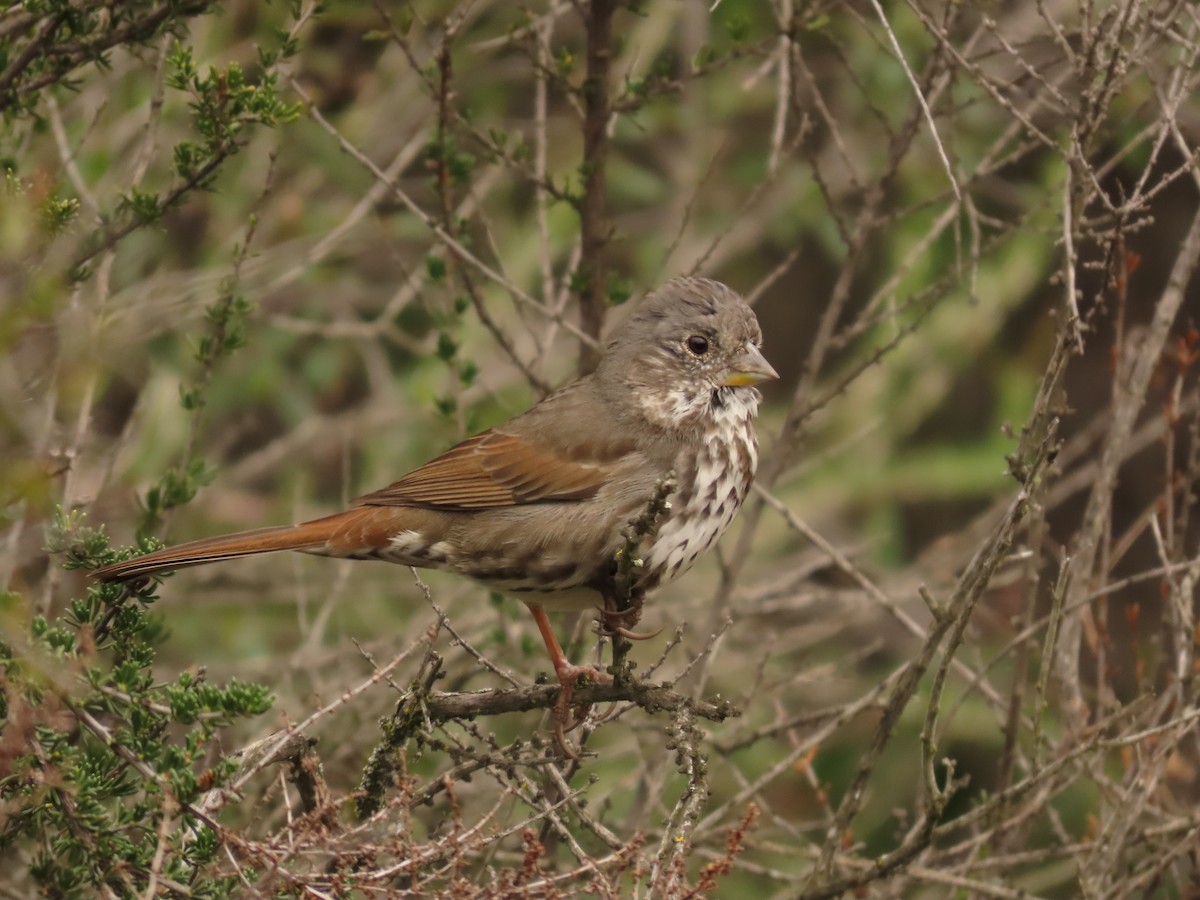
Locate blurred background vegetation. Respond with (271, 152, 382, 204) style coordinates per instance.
(3, 0, 1200, 896)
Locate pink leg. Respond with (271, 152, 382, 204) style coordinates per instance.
(526, 603, 610, 757)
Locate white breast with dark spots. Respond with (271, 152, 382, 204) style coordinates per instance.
(643, 394, 759, 587)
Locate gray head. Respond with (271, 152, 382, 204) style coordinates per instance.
(596, 277, 777, 430)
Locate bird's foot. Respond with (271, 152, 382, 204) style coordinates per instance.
(595, 594, 660, 641)
(550, 662, 610, 759)
(608, 622, 665, 641)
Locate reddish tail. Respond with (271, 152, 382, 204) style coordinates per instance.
(91, 508, 387, 582)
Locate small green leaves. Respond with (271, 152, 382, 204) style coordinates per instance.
(166, 674, 273, 726)
(556, 47, 575, 75)
(45, 506, 114, 569)
(458, 359, 479, 386)
(39, 195, 79, 234)
(140, 458, 216, 539)
(167, 44, 299, 183)
(435, 395, 458, 417)
(568, 268, 589, 294)
(425, 136, 477, 186)
(607, 273, 633, 305)
(11, 515, 274, 896)
(166, 42, 198, 90)
(123, 187, 162, 224)
(693, 44, 721, 70)
(154, 267, 254, 530)
(436, 331, 459, 361)
(173, 139, 202, 180)
(199, 292, 253, 361)
(723, 12, 751, 41)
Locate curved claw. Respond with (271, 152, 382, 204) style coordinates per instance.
(552, 685, 583, 758)
(549, 663, 609, 757)
(564, 703, 590, 733)
(592, 603, 660, 641)
(612, 624, 664, 641)
(553, 716, 580, 760)
(594, 598, 653, 643)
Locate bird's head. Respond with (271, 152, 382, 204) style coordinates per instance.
(598, 277, 778, 432)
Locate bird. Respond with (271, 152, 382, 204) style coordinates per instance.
(93, 276, 778, 754)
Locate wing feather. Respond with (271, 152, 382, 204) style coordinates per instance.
(355, 430, 608, 509)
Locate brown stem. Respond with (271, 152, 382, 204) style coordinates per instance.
(421, 681, 739, 723)
(576, 0, 616, 374)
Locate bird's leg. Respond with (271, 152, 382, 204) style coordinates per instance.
(526, 603, 609, 757)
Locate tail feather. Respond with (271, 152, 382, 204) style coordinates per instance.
(92, 517, 348, 583)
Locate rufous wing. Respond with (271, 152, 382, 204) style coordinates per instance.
(355, 430, 608, 509)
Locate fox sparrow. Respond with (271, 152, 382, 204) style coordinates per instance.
(95, 276, 777, 753)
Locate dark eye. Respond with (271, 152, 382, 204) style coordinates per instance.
(686, 335, 710, 355)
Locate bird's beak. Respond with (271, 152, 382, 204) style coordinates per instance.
(722, 344, 779, 386)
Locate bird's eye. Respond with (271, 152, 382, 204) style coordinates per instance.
(686, 335, 710, 355)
